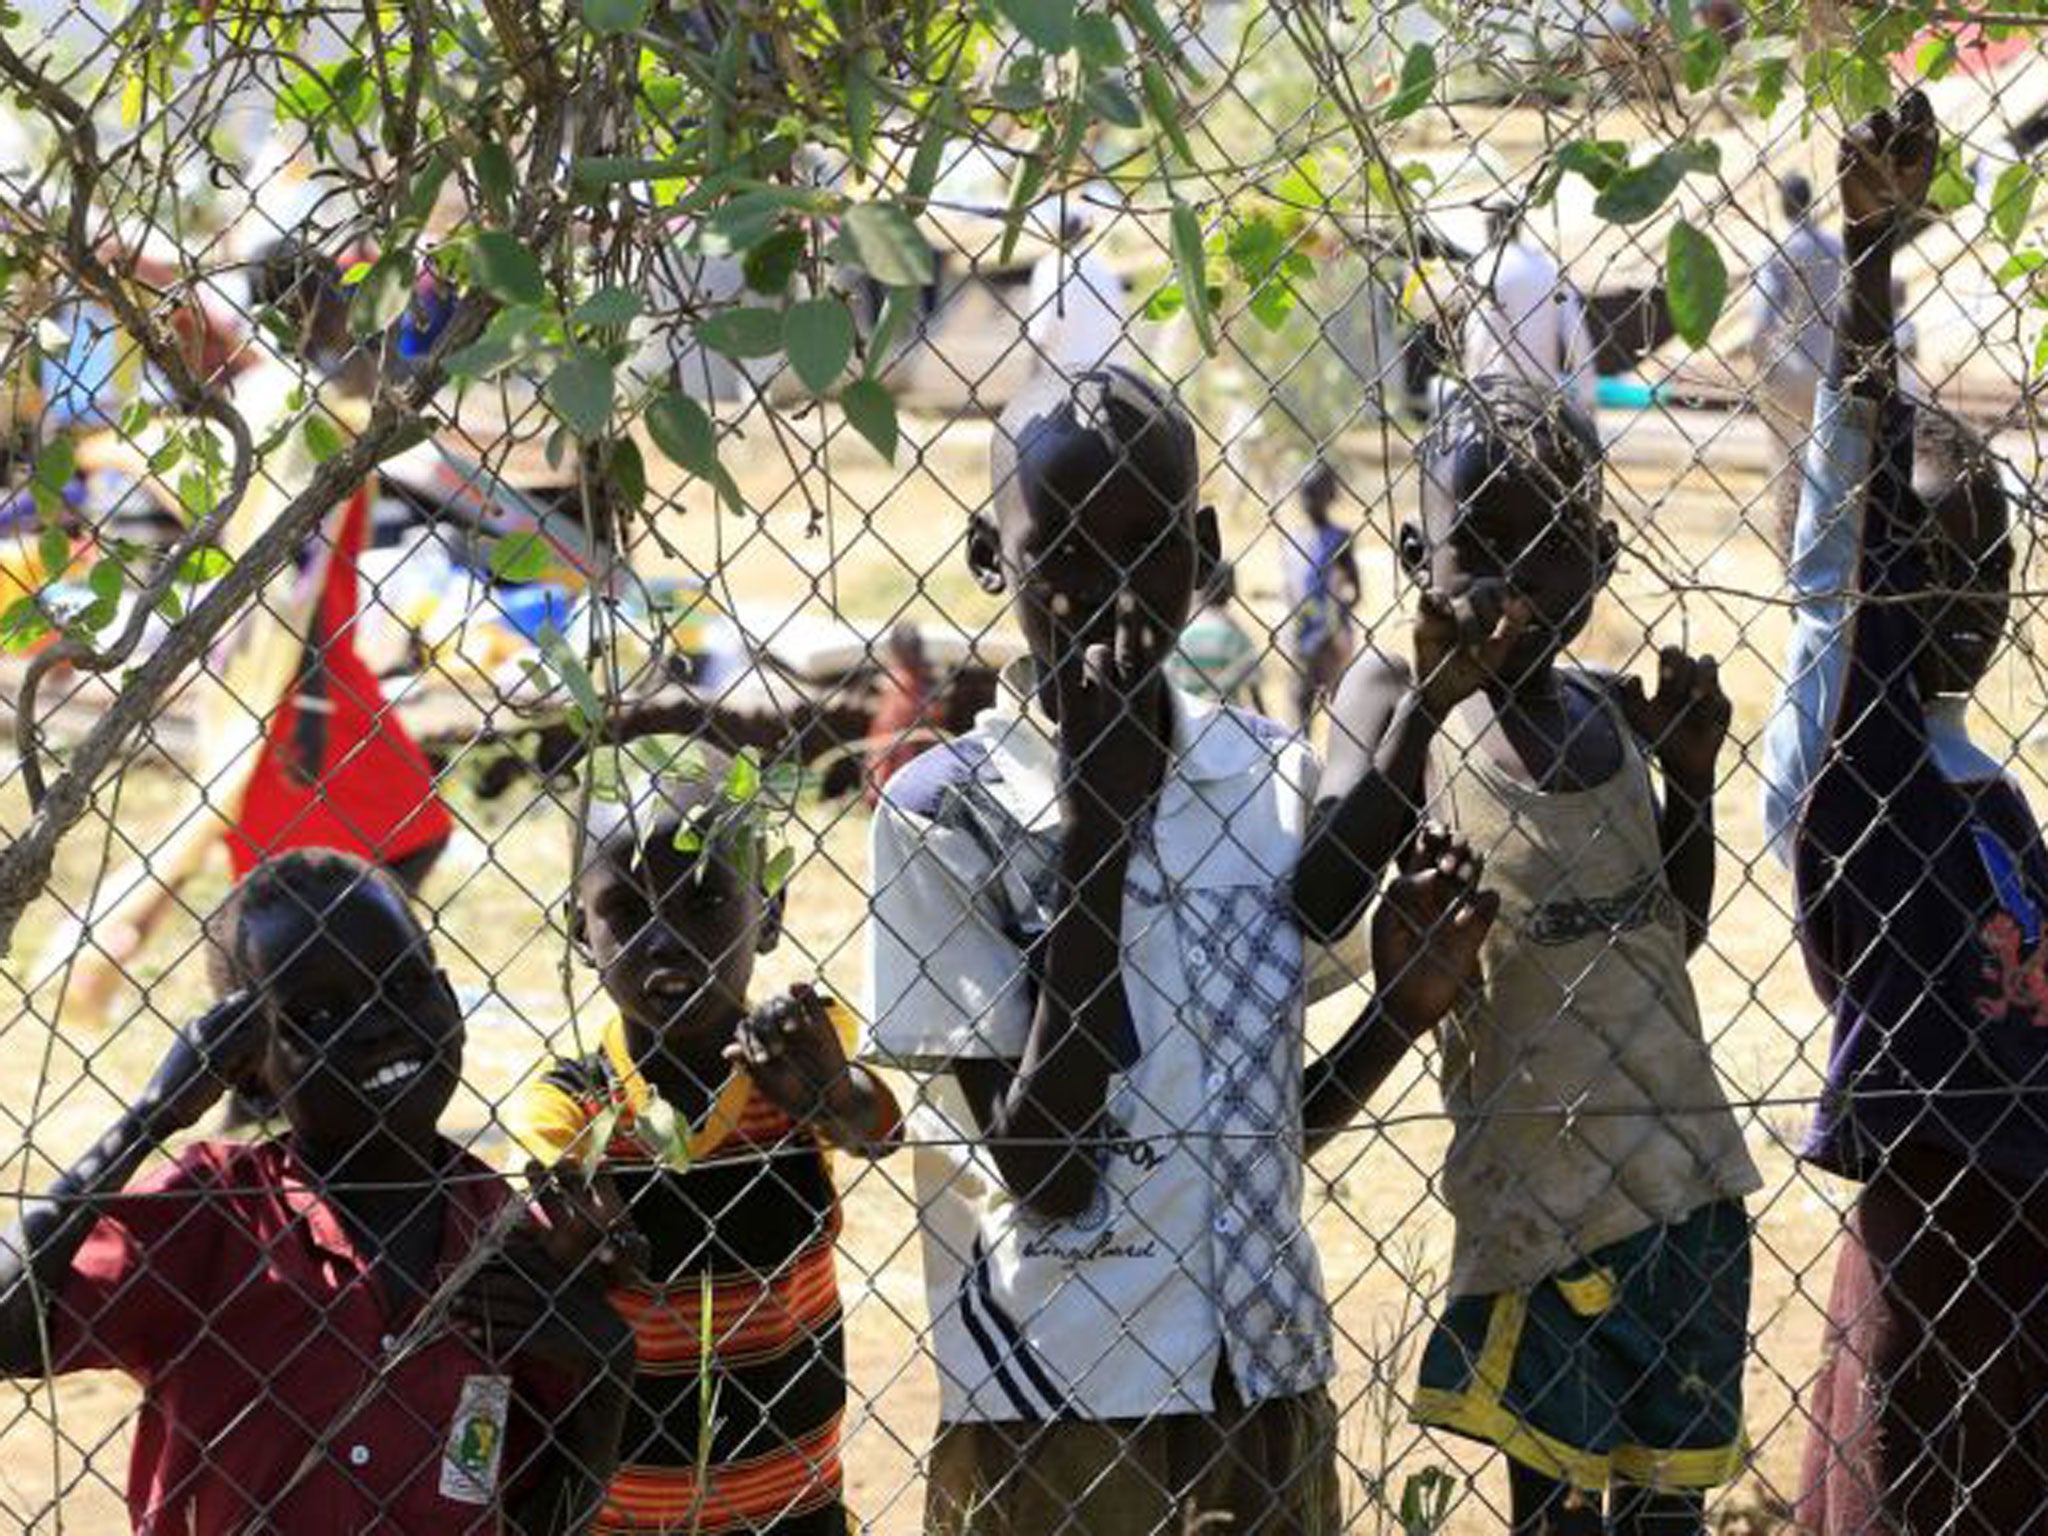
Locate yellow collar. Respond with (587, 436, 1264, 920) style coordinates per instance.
(600, 1013, 753, 1164)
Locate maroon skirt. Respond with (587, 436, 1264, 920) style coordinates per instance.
(1798, 1143, 2048, 1535)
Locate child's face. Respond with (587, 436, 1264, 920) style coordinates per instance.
(579, 815, 768, 1066)
(1914, 466, 2013, 696)
(250, 883, 462, 1160)
(1418, 454, 1610, 682)
(991, 485, 1203, 721)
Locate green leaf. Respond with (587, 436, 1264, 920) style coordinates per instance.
(473, 143, 515, 222)
(400, 151, 453, 228)
(87, 557, 125, 604)
(763, 844, 796, 897)
(1917, 33, 1960, 81)
(33, 439, 74, 494)
(1169, 198, 1215, 354)
(1593, 143, 1718, 224)
(995, 0, 1074, 54)
(1384, 42, 1435, 120)
(1119, 0, 1189, 74)
(845, 58, 875, 174)
(1930, 138, 1976, 213)
(1680, 26, 1726, 91)
(489, 532, 551, 582)
(179, 547, 232, 584)
(1074, 13, 1126, 67)
(545, 351, 615, 438)
(609, 436, 647, 516)
(1997, 249, 2048, 283)
(1748, 55, 1789, 118)
(903, 90, 956, 217)
(1000, 130, 1053, 265)
(647, 391, 745, 513)
(1992, 161, 2039, 248)
(571, 286, 642, 327)
(1556, 139, 1631, 191)
(1082, 76, 1143, 129)
(1141, 59, 1193, 166)
(841, 203, 935, 286)
(582, 0, 649, 34)
(301, 414, 346, 464)
(470, 232, 546, 306)
(537, 620, 603, 727)
(840, 378, 898, 462)
(349, 251, 412, 334)
(1664, 219, 1728, 348)
(866, 285, 916, 374)
(743, 226, 807, 295)
(0, 596, 49, 651)
(37, 524, 68, 582)
(724, 750, 761, 803)
(784, 297, 855, 393)
(1664, 0, 1694, 39)
(697, 306, 785, 360)
(646, 390, 717, 474)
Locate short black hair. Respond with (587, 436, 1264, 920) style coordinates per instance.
(1781, 174, 1814, 222)
(992, 365, 1200, 540)
(1301, 457, 1341, 504)
(1914, 403, 2007, 512)
(1422, 375, 1605, 534)
(251, 239, 342, 331)
(205, 849, 419, 999)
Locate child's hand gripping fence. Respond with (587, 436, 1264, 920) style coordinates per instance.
(1, 1, 2047, 1531)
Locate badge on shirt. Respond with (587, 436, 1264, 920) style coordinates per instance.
(440, 1375, 510, 1505)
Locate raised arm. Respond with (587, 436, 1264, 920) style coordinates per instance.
(1760, 94, 1936, 872)
(0, 994, 261, 1375)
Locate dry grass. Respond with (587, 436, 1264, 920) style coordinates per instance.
(2, 403, 2044, 1532)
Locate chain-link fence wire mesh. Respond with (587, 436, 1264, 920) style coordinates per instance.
(4, 0, 2048, 1530)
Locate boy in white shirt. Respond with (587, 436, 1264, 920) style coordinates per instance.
(866, 365, 1494, 1533)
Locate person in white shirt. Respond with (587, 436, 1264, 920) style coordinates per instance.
(1460, 206, 1600, 421)
(864, 365, 1495, 1534)
(1024, 208, 1128, 381)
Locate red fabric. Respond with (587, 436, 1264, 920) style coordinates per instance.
(1797, 1144, 2048, 1535)
(863, 665, 940, 806)
(229, 487, 451, 874)
(51, 1138, 565, 1535)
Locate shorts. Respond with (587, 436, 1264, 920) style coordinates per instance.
(924, 1367, 1339, 1536)
(1414, 1199, 1751, 1492)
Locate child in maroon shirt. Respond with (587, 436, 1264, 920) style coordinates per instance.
(0, 851, 634, 1534)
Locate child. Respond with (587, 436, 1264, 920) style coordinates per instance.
(1166, 559, 1266, 712)
(1760, 93, 2048, 1533)
(1302, 374, 1761, 1532)
(513, 750, 900, 1536)
(1284, 457, 1359, 727)
(0, 849, 633, 1534)
(866, 365, 1495, 1534)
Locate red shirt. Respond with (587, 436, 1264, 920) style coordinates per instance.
(52, 1138, 563, 1535)
(230, 487, 452, 875)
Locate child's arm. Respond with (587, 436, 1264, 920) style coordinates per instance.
(0, 993, 261, 1375)
(955, 604, 1169, 1222)
(730, 985, 903, 1156)
(1302, 827, 1497, 1156)
(1613, 649, 1733, 955)
(1293, 582, 1529, 941)
(1760, 94, 1937, 874)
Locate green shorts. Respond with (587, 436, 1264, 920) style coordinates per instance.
(1414, 1199, 1751, 1492)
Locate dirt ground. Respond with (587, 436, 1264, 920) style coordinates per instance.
(2, 398, 2044, 1533)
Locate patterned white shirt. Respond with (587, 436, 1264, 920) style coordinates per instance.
(863, 671, 1336, 1424)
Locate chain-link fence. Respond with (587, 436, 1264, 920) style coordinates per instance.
(3, 0, 2048, 1531)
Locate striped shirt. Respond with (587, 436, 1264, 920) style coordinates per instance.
(1166, 608, 1261, 706)
(514, 1012, 851, 1536)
